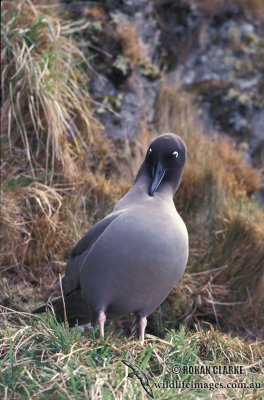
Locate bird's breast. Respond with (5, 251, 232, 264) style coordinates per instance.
(80, 202, 188, 316)
(86, 203, 188, 278)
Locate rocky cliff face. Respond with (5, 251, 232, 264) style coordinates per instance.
(63, 0, 264, 200)
(64, 0, 162, 139)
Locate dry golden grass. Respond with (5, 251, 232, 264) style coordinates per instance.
(116, 23, 141, 68)
(1, 0, 94, 181)
(155, 84, 261, 201)
(0, 0, 131, 290)
(77, 5, 107, 21)
(0, 172, 128, 288)
(155, 82, 264, 338)
(0, 183, 62, 274)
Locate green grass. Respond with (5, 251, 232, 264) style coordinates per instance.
(0, 308, 263, 399)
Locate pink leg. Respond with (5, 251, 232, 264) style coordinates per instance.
(98, 310, 106, 339)
(131, 314, 147, 343)
(139, 316, 147, 344)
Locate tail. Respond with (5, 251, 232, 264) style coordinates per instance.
(32, 290, 90, 327)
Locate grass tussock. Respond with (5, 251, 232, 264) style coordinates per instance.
(0, 308, 263, 399)
(1, 0, 93, 181)
(116, 23, 141, 68)
(0, 171, 126, 286)
(0, 183, 62, 275)
(154, 83, 264, 338)
(0, 0, 133, 289)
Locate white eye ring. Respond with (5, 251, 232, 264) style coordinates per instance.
(173, 151, 178, 157)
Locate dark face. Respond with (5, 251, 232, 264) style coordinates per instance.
(144, 133, 187, 196)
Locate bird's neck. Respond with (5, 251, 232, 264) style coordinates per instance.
(134, 163, 182, 199)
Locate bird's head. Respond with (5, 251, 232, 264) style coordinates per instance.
(137, 133, 187, 197)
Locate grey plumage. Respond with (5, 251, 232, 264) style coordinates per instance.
(33, 133, 189, 342)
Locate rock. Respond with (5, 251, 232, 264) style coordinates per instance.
(87, 0, 162, 139)
(63, 0, 264, 204)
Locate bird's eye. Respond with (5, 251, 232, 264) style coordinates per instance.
(173, 151, 178, 158)
(148, 148, 152, 156)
